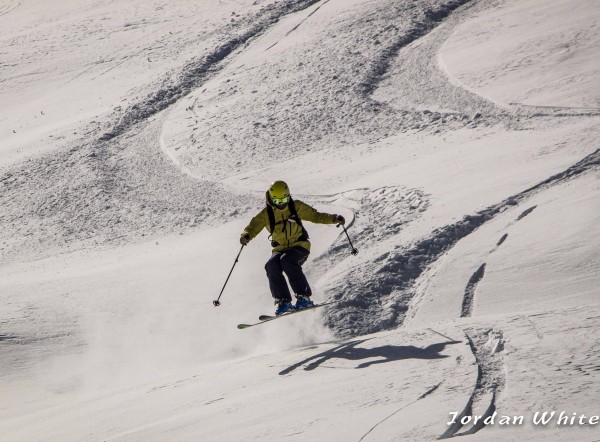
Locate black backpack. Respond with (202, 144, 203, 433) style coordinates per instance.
(266, 198, 309, 247)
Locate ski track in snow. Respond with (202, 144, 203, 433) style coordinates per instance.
(460, 263, 486, 318)
(0, 0, 20, 17)
(460, 204, 537, 318)
(439, 328, 505, 438)
(264, 0, 332, 52)
(358, 381, 443, 441)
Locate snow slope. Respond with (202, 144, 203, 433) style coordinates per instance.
(1, 0, 599, 440)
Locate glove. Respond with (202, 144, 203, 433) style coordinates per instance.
(240, 233, 250, 246)
(334, 214, 345, 225)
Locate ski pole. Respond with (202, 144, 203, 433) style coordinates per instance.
(338, 223, 358, 255)
(213, 245, 244, 307)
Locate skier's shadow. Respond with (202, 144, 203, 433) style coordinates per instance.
(279, 338, 460, 375)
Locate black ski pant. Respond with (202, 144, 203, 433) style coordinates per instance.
(265, 247, 312, 302)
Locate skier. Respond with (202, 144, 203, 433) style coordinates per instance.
(240, 180, 345, 315)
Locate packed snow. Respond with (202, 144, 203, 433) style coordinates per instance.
(1, 0, 598, 441)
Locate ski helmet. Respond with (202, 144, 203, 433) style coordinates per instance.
(268, 180, 290, 206)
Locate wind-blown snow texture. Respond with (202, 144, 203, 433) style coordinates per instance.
(1, 0, 599, 441)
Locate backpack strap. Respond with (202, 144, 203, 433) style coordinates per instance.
(289, 198, 309, 241)
(266, 204, 276, 237)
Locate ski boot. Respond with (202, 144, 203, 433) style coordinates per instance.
(294, 295, 314, 310)
(275, 299, 294, 316)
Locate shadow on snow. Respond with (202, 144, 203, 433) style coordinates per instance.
(280, 338, 460, 375)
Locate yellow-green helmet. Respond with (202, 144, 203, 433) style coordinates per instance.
(268, 180, 290, 206)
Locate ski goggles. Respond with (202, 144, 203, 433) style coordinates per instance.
(271, 196, 290, 205)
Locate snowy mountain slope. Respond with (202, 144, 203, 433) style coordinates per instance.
(1, 0, 599, 440)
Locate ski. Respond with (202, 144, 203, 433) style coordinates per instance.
(237, 301, 336, 329)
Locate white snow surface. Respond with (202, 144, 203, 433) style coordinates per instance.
(1, 0, 599, 441)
